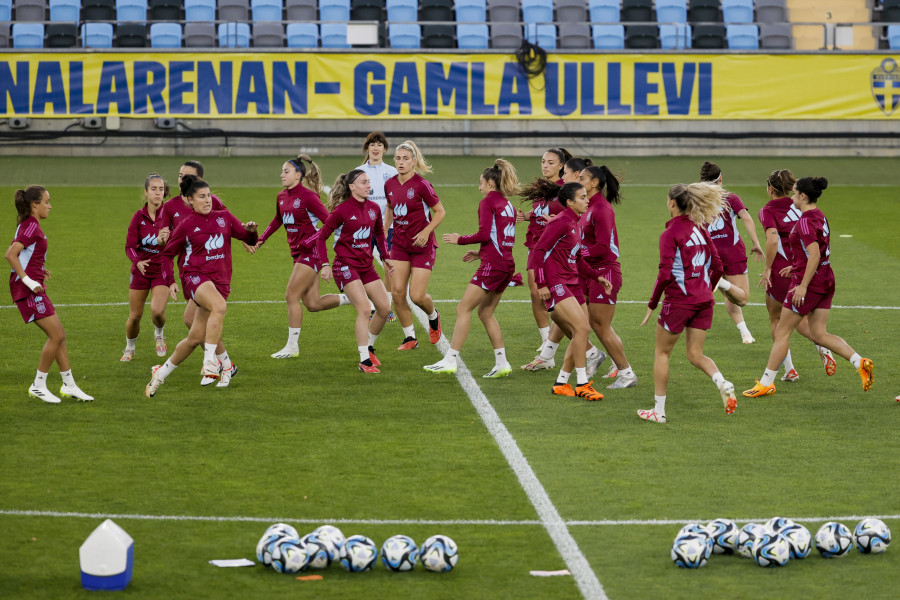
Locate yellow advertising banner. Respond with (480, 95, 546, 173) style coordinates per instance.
(1, 52, 898, 119)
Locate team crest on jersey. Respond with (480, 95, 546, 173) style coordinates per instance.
(553, 284, 565, 297)
(407, 188, 415, 200)
(293, 198, 301, 209)
(368, 209, 377, 220)
(216, 217, 226, 227)
(190, 275, 201, 284)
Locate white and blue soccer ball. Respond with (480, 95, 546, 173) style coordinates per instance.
(314, 525, 346, 554)
(815, 522, 853, 558)
(765, 517, 796, 534)
(340, 535, 378, 572)
(270, 538, 310, 574)
(419, 535, 459, 572)
(706, 518, 739, 555)
(671, 533, 711, 569)
(752, 532, 791, 567)
(779, 523, 812, 559)
(300, 532, 338, 569)
(256, 523, 300, 565)
(677, 523, 708, 539)
(853, 518, 891, 554)
(737, 523, 767, 559)
(381, 535, 419, 572)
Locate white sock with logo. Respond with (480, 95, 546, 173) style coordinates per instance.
(402, 325, 416, 339)
(538, 326, 550, 343)
(494, 347, 507, 367)
(287, 327, 301, 348)
(34, 370, 48, 389)
(654, 395, 667, 416)
(540, 341, 559, 360)
(60, 369, 76, 387)
(217, 351, 232, 371)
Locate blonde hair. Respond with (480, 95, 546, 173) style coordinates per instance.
(287, 154, 323, 195)
(668, 182, 727, 226)
(395, 140, 433, 175)
(482, 159, 520, 198)
(327, 169, 365, 211)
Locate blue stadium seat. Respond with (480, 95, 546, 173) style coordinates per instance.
(656, 0, 687, 24)
(319, 0, 349, 20)
(218, 21, 250, 46)
(457, 23, 488, 47)
(659, 23, 691, 48)
(49, 0, 80, 21)
(116, 0, 147, 21)
(389, 22, 420, 47)
(526, 22, 556, 47)
(592, 23, 623, 48)
(320, 22, 348, 46)
(521, 0, 552, 23)
(726, 23, 758, 48)
(185, 0, 215, 20)
(286, 22, 317, 46)
(889, 25, 900, 50)
(722, 0, 753, 23)
(588, 0, 618, 23)
(386, 0, 416, 21)
(251, 0, 281, 20)
(12, 22, 44, 48)
(81, 22, 113, 47)
(150, 22, 182, 47)
(455, 0, 485, 22)
(0, 0, 10, 20)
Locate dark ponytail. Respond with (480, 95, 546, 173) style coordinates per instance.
(545, 147, 573, 178)
(179, 174, 209, 199)
(521, 177, 561, 205)
(582, 165, 621, 205)
(558, 182, 585, 208)
(565, 157, 593, 173)
(795, 176, 828, 203)
(14, 185, 47, 224)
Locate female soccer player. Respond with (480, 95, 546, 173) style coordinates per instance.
(744, 177, 874, 398)
(423, 159, 520, 378)
(144, 175, 258, 397)
(637, 182, 738, 424)
(384, 141, 445, 350)
(758, 169, 835, 382)
(532, 182, 609, 402)
(249, 155, 350, 358)
(122, 173, 177, 362)
(699, 161, 763, 344)
(5, 186, 93, 403)
(357, 132, 399, 321)
(311, 170, 393, 373)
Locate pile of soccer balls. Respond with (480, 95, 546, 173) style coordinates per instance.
(672, 516, 891, 568)
(256, 523, 459, 574)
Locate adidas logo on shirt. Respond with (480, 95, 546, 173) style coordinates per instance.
(783, 205, 801, 223)
(350, 215, 357, 220)
(685, 227, 707, 247)
(194, 227, 201, 232)
(501, 203, 515, 218)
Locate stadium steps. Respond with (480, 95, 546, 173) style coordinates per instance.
(786, 0, 877, 50)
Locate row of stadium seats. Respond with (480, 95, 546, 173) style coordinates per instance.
(0, 19, 800, 47)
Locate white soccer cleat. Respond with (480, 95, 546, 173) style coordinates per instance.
(521, 356, 555, 371)
(637, 409, 666, 423)
(200, 359, 221, 385)
(424, 361, 457, 374)
(741, 333, 756, 344)
(60, 384, 94, 402)
(216, 363, 238, 388)
(819, 347, 837, 376)
(483, 364, 512, 378)
(155, 336, 167, 357)
(271, 346, 299, 359)
(28, 385, 61, 404)
(145, 365, 164, 398)
(607, 372, 638, 389)
(603, 365, 619, 379)
(719, 380, 737, 415)
(585, 350, 608, 377)
(780, 368, 800, 382)
(120, 349, 135, 362)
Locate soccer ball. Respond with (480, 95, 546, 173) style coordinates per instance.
(853, 518, 891, 554)
(270, 538, 310, 574)
(815, 522, 853, 558)
(671, 533, 711, 569)
(765, 517, 796, 534)
(706, 519, 739, 555)
(780, 523, 812, 559)
(340, 535, 378, 572)
(381, 535, 419, 572)
(752, 532, 791, 567)
(419, 535, 459, 572)
(314, 525, 346, 553)
(737, 523, 767, 559)
(677, 523, 708, 538)
(300, 532, 338, 569)
(256, 523, 299, 565)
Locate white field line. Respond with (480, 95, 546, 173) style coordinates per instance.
(2, 509, 898, 528)
(411, 306, 607, 600)
(2, 299, 898, 311)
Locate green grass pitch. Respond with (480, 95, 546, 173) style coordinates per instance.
(1, 156, 898, 599)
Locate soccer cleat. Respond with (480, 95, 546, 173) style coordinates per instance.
(858, 358, 874, 392)
(60, 384, 94, 402)
(819, 347, 836, 376)
(397, 337, 419, 351)
(575, 381, 604, 401)
(719, 381, 737, 415)
(359, 360, 380, 373)
(585, 350, 608, 378)
(369, 309, 376, 321)
(741, 333, 756, 344)
(424, 361, 457, 374)
(387, 311, 397, 323)
(483, 365, 512, 378)
(428, 312, 442, 344)
(28, 385, 61, 404)
(521, 356, 555, 371)
(607, 372, 638, 389)
(895, 394, 900, 403)
(552, 382, 575, 397)
(780, 369, 800, 382)
(201, 359, 221, 383)
(603, 366, 619, 379)
(637, 409, 666, 423)
(216, 363, 237, 388)
(271, 346, 299, 359)
(145, 365, 164, 398)
(120, 349, 135, 362)
(743, 381, 776, 398)
(155, 336, 167, 357)
(368, 347, 381, 366)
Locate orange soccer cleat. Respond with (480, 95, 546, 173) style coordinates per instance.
(397, 337, 419, 351)
(428, 312, 442, 344)
(743, 381, 775, 398)
(575, 381, 604, 401)
(552, 383, 575, 397)
(857, 358, 874, 392)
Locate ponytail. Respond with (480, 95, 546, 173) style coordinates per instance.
(144, 173, 170, 199)
(582, 165, 621, 205)
(545, 147, 573, 178)
(289, 153, 323, 195)
(396, 140, 433, 175)
(565, 157, 593, 173)
(699, 161, 721, 183)
(14, 185, 46, 224)
(327, 169, 365, 211)
(668, 182, 727, 226)
(520, 177, 561, 205)
(767, 169, 796, 198)
(179, 174, 209, 199)
(795, 176, 828, 203)
(482, 159, 520, 198)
